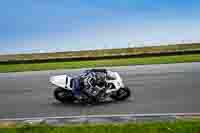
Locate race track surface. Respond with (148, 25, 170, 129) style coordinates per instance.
(0, 63, 200, 119)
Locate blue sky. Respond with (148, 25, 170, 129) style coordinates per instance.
(0, 0, 200, 54)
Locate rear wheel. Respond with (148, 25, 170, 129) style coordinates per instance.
(111, 87, 131, 101)
(54, 87, 75, 103)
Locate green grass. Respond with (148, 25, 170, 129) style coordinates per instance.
(0, 53, 200, 73)
(1, 120, 200, 133)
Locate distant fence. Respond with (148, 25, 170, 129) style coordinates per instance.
(0, 49, 200, 64)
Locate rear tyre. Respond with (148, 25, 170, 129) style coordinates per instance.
(54, 87, 75, 103)
(111, 87, 131, 101)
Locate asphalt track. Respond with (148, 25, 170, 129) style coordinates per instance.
(0, 63, 200, 119)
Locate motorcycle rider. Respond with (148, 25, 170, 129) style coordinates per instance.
(72, 69, 110, 101)
(72, 70, 97, 100)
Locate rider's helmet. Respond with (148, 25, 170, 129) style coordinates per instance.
(106, 70, 116, 80)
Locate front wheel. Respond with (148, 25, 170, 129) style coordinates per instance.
(54, 87, 75, 103)
(111, 87, 131, 101)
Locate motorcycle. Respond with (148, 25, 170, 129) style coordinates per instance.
(50, 69, 131, 104)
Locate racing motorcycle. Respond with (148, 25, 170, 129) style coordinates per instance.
(50, 69, 131, 104)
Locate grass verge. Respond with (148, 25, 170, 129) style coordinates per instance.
(1, 120, 200, 133)
(0, 53, 200, 73)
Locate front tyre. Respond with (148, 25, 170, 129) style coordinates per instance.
(111, 87, 131, 101)
(54, 87, 75, 103)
